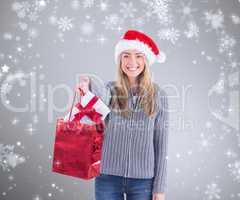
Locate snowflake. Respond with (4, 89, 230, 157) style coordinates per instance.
(203, 9, 224, 31)
(57, 17, 74, 32)
(1, 71, 26, 96)
(228, 160, 240, 183)
(204, 182, 221, 200)
(225, 149, 238, 159)
(1, 83, 12, 95)
(227, 70, 239, 89)
(229, 61, 240, 69)
(119, 2, 137, 18)
(178, 0, 197, 21)
(218, 32, 236, 54)
(28, 11, 39, 21)
(0, 143, 25, 171)
(184, 21, 199, 39)
(98, 0, 109, 11)
(82, 0, 95, 8)
(71, 0, 80, 10)
(17, 10, 26, 18)
(16, 45, 24, 54)
(33, 195, 43, 200)
(230, 14, 240, 24)
(3, 32, 13, 40)
(102, 14, 123, 30)
(34, 0, 47, 11)
(142, 0, 172, 25)
(152, 0, 170, 20)
(208, 72, 225, 95)
(198, 132, 214, 151)
(28, 28, 39, 39)
(158, 27, 180, 44)
(12, 1, 31, 13)
(18, 22, 28, 31)
(11, 1, 29, 18)
(11, 1, 47, 21)
(11, 2, 24, 11)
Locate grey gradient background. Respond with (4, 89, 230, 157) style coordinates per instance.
(0, 0, 239, 200)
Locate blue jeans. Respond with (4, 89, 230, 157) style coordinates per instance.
(95, 173, 154, 200)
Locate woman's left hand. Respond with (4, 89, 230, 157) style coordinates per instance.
(152, 193, 165, 200)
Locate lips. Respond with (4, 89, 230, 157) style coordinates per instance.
(127, 66, 139, 71)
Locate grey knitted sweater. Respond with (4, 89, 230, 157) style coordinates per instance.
(90, 79, 169, 194)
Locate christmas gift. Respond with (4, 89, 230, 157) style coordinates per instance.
(52, 90, 110, 180)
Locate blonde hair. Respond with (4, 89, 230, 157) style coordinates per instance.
(109, 55, 158, 118)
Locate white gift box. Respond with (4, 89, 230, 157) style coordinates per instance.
(64, 90, 111, 125)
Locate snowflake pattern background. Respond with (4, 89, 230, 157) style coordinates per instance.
(0, 0, 239, 200)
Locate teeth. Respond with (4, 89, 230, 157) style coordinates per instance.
(127, 67, 139, 71)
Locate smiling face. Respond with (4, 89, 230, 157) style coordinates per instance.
(120, 49, 146, 82)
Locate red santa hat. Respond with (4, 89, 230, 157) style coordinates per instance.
(115, 30, 166, 66)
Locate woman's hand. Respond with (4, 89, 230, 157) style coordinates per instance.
(76, 76, 90, 96)
(152, 193, 165, 200)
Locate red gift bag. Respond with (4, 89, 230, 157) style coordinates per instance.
(52, 91, 104, 180)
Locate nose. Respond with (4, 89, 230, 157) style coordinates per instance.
(128, 55, 138, 66)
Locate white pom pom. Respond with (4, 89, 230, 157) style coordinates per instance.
(156, 51, 166, 63)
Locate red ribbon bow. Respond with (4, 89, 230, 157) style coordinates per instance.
(73, 96, 102, 124)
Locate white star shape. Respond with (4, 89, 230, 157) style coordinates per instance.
(1, 64, 9, 73)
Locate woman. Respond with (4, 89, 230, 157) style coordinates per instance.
(77, 30, 169, 200)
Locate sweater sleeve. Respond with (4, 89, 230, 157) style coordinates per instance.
(89, 77, 112, 107)
(152, 89, 169, 194)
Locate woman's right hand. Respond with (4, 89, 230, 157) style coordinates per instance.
(75, 76, 90, 96)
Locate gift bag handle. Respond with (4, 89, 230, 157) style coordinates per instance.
(68, 90, 82, 122)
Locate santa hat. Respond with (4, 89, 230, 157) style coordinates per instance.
(115, 30, 166, 66)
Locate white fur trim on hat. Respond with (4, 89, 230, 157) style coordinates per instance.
(156, 51, 166, 63)
(115, 39, 156, 66)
